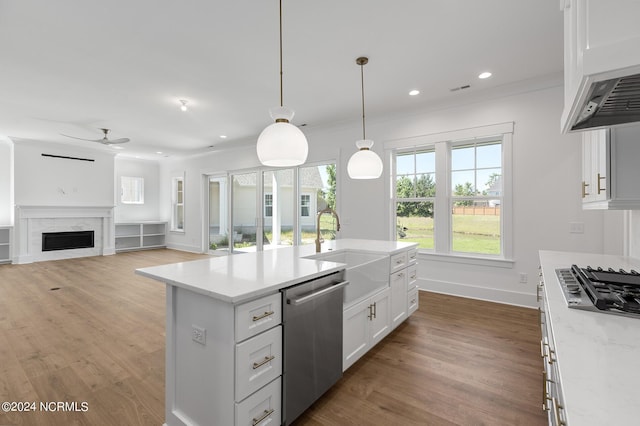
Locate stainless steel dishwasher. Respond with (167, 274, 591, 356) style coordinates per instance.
(281, 270, 347, 425)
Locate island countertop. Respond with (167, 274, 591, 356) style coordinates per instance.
(136, 238, 418, 304)
(538, 250, 640, 426)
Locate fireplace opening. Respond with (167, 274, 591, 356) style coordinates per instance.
(42, 231, 95, 251)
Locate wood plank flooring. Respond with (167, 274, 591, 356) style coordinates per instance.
(0, 249, 546, 426)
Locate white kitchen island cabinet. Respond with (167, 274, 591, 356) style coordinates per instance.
(136, 239, 418, 426)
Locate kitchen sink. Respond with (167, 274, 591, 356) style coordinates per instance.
(305, 250, 389, 305)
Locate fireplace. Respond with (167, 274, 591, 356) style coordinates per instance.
(14, 205, 115, 264)
(42, 230, 95, 251)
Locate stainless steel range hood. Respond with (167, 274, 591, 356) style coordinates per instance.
(570, 73, 640, 131)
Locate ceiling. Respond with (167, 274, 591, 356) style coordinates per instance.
(0, 0, 564, 159)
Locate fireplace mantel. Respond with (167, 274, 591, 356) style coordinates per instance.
(13, 205, 115, 264)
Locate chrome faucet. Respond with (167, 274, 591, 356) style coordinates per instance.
(315, 208, 340, 253)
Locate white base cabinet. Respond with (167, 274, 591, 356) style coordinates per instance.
(0, 226, 11, 264)
(164, 287, 282, 426)
(343, 286, 391, 371)
(115, 222, 166, 252)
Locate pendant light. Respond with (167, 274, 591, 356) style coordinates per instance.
(347, 57, 383, 179)
(256, 0, 308, 167)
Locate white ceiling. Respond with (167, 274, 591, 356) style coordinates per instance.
(0, 0, 564, 159)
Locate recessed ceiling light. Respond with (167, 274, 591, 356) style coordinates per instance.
(409, 89, 420, 96)
(179, 100, 188, 111)
(220, 135, 227, 139)
(112, 146, 124, 150)
(478, 72, 492, 79)
(156, 151, 163, 154)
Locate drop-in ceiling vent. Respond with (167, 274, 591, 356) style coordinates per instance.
(598, 74, 640, 117)
(450, 84, 471, 92)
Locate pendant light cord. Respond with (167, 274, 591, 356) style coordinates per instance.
(360, 62, 366, 140)
(279, 0, 284, 107)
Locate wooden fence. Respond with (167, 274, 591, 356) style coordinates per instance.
(452, 206, 500, 216)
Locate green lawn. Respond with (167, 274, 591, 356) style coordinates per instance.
(397, 214, 500, 254)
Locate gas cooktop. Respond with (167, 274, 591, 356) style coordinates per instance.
(555, 265, 640, 318)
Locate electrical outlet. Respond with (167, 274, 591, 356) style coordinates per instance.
(192, 325, 206, 345)
(519, 273, 528, 284)
(569, 222, 584, 234)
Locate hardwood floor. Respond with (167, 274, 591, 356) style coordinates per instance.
(0, 250, 546, 426)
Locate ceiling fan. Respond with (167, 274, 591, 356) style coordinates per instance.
(61, 128, 130, 145)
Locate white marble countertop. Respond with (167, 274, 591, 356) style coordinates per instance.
(136, 239, 417, 304)
(538, 250, 640, 426)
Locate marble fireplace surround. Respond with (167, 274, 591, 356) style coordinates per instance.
(14, 205, 115, 264)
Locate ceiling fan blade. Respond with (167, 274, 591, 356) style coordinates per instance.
(104, 138, 130, 144)
(60, 133, 103, 142)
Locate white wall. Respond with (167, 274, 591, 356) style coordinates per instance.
(14, 140, 115, 207)
(114, 157, 161, 222)
(0, 138, 13, 224)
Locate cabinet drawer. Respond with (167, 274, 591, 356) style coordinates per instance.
(407, 248, 417, 265)
(390, 251, 408, 273)
(235, 293, 282, 342)
(408, 287, 419, 316)
(235, 376, 281, 426)
(407, 264, 418, 291)
(235, 326, 282, 402)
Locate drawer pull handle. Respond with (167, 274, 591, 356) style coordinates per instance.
(252, 311, 274, 322)
(252, 355, 275, 370)
(252, 408, 275, 425)
(410, 298, 416, 304)
(410, 274, 416, 280)
(396, 259, 403, 264)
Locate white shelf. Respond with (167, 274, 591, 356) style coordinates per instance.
(115, 222, 166, 252)
(0, 226, 12, 264)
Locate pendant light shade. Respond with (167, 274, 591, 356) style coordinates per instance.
(348, 57, 383, 179)
(347, 140, 383, 179)
(257, 107, 308, 166)
(256, 0, 308, 167)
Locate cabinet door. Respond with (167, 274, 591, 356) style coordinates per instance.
(591, 128, 609, 202)
(343, 298, 370, 371)
(390, 269, 408, 329)
(581, 131, 594, 202)
(370, 287, 391, 347)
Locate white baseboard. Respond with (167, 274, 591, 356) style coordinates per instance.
(419, 278, 537, 309)
(166, 242, 204, 254)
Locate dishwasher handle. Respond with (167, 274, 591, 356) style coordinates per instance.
(287, 280, 349, 306)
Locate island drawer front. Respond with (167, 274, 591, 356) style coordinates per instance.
(235, 376, 281, 426)
(235, 325, 282, 402)
(408, 287, 419, 316)
(390, 251, 408, 273)
(235, 293, 282, 342)
(407, 264, 418, 291)
(408, 248, 417, 265)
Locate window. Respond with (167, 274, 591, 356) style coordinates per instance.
(391, 124, 512, 260)
(451, 141, 502, 255)
(299, 163, 337, 246)
(171, 176, 184, 232)
(300, 194, 311, 217)
(121, 176, 144, 204)
(264, 193, 273, 217)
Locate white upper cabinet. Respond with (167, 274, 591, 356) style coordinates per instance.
(561, 0, 640, 133)
(581, 125, 640, 209)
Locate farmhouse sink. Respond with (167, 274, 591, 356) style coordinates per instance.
(305, 250, 389, 305)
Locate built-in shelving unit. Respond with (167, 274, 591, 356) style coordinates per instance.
(115, 222, 166, 252)
(0, 226, 12, 264)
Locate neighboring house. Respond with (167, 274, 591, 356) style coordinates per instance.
(486, 175, 502, 207)
(209, 168, 325, 242)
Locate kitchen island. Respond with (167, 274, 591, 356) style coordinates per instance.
(136, 239, 418, 426)
(538, 250, 640, 426)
